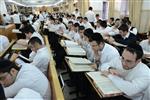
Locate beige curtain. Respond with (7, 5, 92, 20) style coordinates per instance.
(128, 0, 143, 32)
(78, 0, 89, 16)
(108, 0, 115, 18)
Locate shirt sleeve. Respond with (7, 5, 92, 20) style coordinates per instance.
(4, 79, 26, 98)
(108, 74, 150, 96)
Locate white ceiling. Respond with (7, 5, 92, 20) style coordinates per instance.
(5, 0, 64, 7)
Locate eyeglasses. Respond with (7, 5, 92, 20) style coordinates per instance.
(120, 56, 136, 65)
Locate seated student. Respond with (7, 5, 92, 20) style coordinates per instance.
(17, 24, 44, 46)
(0, 59, 51, 100)
(0, 35, 9, 52)
(140, 31, 150, 57)
(112, 24, 137, 45)
(18, 24, 44, 59)
(8, 88, 43, 100)
(101, 43, 150, 100)
(90, 33, 120, 70)
(82, 28, 94, 61)
(11, 37, 50, 75)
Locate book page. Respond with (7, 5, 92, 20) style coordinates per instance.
(64, 40, 78, 47)
(67, 60, 94, 72)
(66, 57, 92, 64)
(12, 43, 27, 50)
(66, 47, 86, 56)
(86, 72, 122, 97)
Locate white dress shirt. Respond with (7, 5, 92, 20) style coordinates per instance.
(11, 14, 21, 24)
(129, 26, 137, 35)
(99, 43, 120, 70)
(0, 35, 9, 52)
(140, 39, 150, 52)
(103, 57, 150, 100)
(85, 10, 95, 22)
(4, 63, 51, 100)
(8, 88, 43, 100)
(30, 46, 50, 75)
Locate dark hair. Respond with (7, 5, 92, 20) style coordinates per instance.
(126, 20, 131, 25)
(21, 25, 35, 34)
(74, 23, 80, 27)
(100, 20, 107, 28)
(91, 33, 104, 44)
(84, 17, 88, 21)
(79, 25, 85, 30)
(110, 17, 114, 21)
(125, 43, 143, 60)
(96, 14, 99, 17)
(28, 37, 42, 45)
(84, 28, 93, 42)
(89, 7, 93, 10)
(118, 24, 129, 32)
(0, 59, 20, 73)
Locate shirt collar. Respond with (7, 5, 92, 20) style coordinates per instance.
(123, 32, 130, 39)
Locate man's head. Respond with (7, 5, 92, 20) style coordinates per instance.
(90, 33, 104, 52)
(121, 43, 143, 70)
(118, 24, 129, 37)
(28, 37, 43, 52)
(78, 25, 85, 37)
(0, 59, 20, 87)
(83, 28, 93, 42)
(89, 7, 93, 10)
(21, 25, 35, 39)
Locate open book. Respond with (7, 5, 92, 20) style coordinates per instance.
(12, 43, 27, 50)
(66, 47, 86, 56)
(86, 72, 123, 97)
(66, 57, 92, 65)
(66, 57, 94, 72)
(62, 40, 78, 47)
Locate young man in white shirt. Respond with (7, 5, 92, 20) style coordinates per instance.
(0, 59, 51, 100)
(90, 33, 120, 70)
(85, 7, 95, 27)
(12, 37, 50, 75)
(101, 43, 150, 100)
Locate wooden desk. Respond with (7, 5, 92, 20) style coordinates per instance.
(44, 35, 65, 100)
(0, 40, 16, 58)
(0, 24, 17, 41)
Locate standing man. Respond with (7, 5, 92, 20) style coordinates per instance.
(85, 7, 95, 27)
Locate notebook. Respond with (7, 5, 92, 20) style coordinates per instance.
(86, 72, 123, 97)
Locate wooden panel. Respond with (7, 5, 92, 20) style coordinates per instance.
(0, 24, 17, 41)
(0, 39, 16, 58)
(44, 35, 65, 100)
